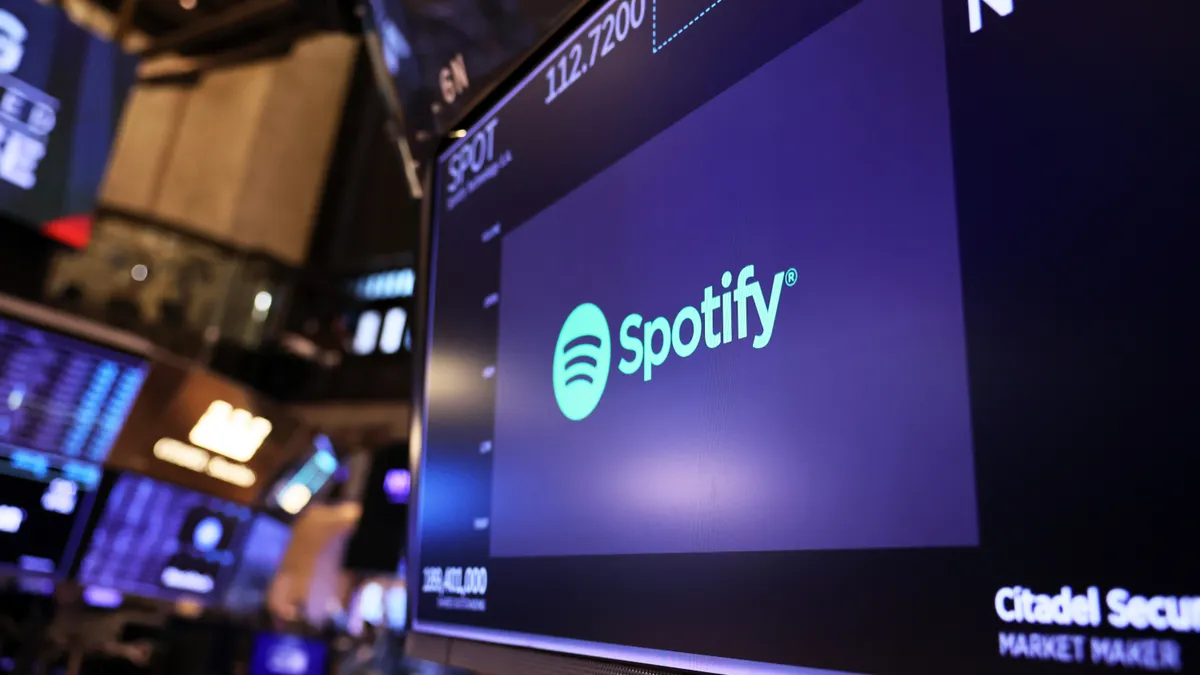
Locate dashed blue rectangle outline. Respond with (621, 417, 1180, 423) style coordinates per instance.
(652, 0, 727, 54)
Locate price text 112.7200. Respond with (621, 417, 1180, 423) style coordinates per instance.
(545, 0, 646, 105)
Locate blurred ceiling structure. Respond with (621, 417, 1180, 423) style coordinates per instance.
(49, 0, 588, 125)
(392, 0, 574, 127)
(56, 0, 358, 78)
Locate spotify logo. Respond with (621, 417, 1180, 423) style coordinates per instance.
(553, 303, 612, 421)
(553, 265, 794, 421)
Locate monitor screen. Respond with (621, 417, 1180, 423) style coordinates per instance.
(0, 313, 148, 464)
(0, 448, 101, 578)
(77, 473, 252, 603)
(222, 514, 290, 615)
(414, 0, 1195, 673)
(248, 633, 327, 675)
(0, 0, 137, 231)
(270, 435, 338, 517)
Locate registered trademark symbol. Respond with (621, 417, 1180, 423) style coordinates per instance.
(784, 268, 798, 287)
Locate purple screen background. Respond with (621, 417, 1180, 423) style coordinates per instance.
(491, 0, 978, 558)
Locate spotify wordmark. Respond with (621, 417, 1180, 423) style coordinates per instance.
(553, 264, 792, 420)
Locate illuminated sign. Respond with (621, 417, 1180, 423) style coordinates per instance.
(154, 437, 257, 488)
(207, 455, 257, 487)
(154, 438, 207, 471)
(189, 400, 272, 463)
(150, 401, 272, 488)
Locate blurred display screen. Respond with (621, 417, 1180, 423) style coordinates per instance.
(0, 313, 147, 463)
(0, 449, 100, 578)
(271, 435, 337, 517)
(0, 0, 137, 230)
(415, 0, 1197, 673)
(249, 633, 327, 675)
(222, 514, 290, 615)
(106, 361, 306, 504)
(77, 473, 252, 603)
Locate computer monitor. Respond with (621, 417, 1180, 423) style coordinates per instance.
(0, 312, 148, 464)
(76, 472, 253, 604)
(0, 303, 145, 581)
(0, 0, 138, 234)
(0, 450, 101, 579)
(409, 0, 1196, 673)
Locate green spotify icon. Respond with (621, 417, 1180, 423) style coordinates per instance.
(553, 303, 612, 421)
